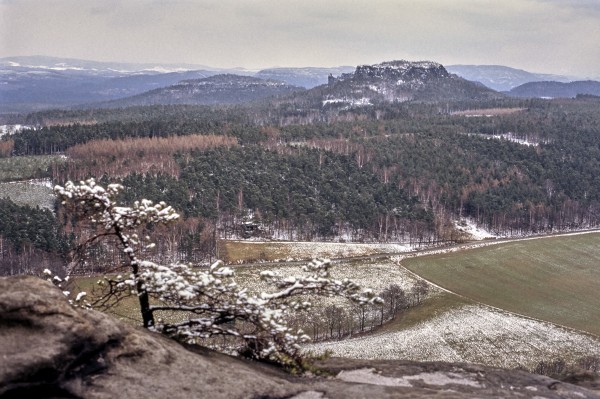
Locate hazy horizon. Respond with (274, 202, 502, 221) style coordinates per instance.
(0, 53, 592, 79)
(1, 0, 599, 78)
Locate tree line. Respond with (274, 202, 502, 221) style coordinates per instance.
(3, 96, 600, 266)
(294, 281, 430, 342)
(0, 198, 70, 276)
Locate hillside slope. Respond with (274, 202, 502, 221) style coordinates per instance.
(507, 80, 600, 98)
(92, 74, 305, 108)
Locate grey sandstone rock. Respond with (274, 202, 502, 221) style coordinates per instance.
(1, 276, 598, 399)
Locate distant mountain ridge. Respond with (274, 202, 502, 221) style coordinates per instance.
(0, 55, 239, 75)
(0, 56, 257, 112)
(93, 74, 305, 108)
(0, 69, 234, 109)
(446, 65, 575, 91)
(506, 80, 600, 98)
(6, 56, 591, 112)
(0, 56, 351, 112)
(81, 60, 495, 110)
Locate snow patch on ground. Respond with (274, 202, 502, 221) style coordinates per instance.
(0, 124, 33, 137)
(284, 241, 413, 259)
(489, 133, 540, 147)
(4, 178, 54, 189)
(322, 97, 372, 107)
(305, 304, 600, 370)
(465, 132, 548, 147)
(337, 368, 483, 388)
(142, 66, 190, 73)
(337, 368, 412, 387)
(19, 178, 54, 188)
(402, 371, 483, 388)
(454, 219, 498, 240)
(0, 179, 55, 210)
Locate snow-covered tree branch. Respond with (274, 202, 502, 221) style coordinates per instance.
(55, 179, 380, 369)
(55, 179, 179, 327)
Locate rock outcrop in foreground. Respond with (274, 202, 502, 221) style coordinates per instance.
(1, 276, 597, 399)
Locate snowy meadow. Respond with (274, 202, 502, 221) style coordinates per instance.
(306, 303, 600, 370)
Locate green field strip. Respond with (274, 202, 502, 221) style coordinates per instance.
(402, 233, 600, 335)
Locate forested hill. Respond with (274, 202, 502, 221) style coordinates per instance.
(507, 80, 600, 98)
(88, 75, 305, 108)
(118, 146, 428, 241)
(0, 57, 502, 113)
(8, 96, 600, 238)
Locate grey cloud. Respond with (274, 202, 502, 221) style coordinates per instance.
(0, 0, 598, 77)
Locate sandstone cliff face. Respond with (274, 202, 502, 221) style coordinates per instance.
(350, 61, 450, 84)
(1, 276, 598, 399)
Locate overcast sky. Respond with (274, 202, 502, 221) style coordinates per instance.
(1, 0, 599, 77)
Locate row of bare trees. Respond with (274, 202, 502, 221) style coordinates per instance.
(53, 135, 238, 181)
(533, 355, 600, 380)
(56, 207, 217, 275)
(0, 239, 65, 277)
(66, 134, 237, 159)
(289, 281, 431, 342)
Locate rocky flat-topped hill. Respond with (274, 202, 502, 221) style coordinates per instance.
(317, 60, 501, 108)
(345, 60, 450, 84)
(1, 276, 598, 398)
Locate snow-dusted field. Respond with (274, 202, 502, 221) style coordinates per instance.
(236, 257, 421, 296)
(306, 303, 600, 370)
(275, 241, 600, 370)
(224, 240, 414, 264)
(0, 180, 55, 210)
(280, 241, 413, 260)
